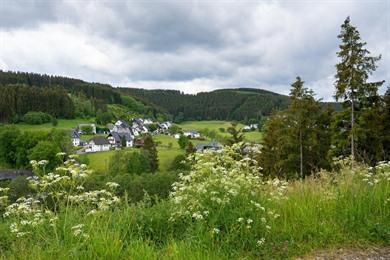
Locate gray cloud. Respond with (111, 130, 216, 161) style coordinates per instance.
(0, 0, 388, 101)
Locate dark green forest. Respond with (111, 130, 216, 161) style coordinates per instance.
(0, 70, 316, 124)
(119, 88, 290, 122)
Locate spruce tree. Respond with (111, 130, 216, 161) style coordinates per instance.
(143, 134, 159, 172)
(335, 17, 385, 162)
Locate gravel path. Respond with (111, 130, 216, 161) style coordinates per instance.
(297, 246, 390, 260)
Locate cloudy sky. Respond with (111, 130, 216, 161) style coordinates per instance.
(0, 0, 389, 100)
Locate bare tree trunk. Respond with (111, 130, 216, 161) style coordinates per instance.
(299, 129, 303, 179)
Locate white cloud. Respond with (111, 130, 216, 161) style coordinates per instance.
(0, 0, 388, 99)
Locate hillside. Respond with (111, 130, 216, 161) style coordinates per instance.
(0, 70, 339, 124)
(119, 87, 291, 122)
(0, 71, 158, 122)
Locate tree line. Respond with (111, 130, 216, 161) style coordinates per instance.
(0, 85, 74, 122)
(260, 17, 389, 178)
(119, 87, 292, 123)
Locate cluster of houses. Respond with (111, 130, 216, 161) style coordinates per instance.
(70, 118, 173, 153)
(70, 118, 225, 154)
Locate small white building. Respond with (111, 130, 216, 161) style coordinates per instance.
(70, 129, 81, 147)
(86, 137, 110, 152)
(183, 130, 201, 139)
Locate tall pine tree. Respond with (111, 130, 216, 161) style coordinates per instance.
(335, 17, 384, 162)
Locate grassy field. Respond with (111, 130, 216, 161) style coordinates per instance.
(0, 118, 96, 132)
(179, 120, 263, 142)
(80, 150, 115, 173)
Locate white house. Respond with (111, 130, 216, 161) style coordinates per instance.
(70, 129, 81, 147)
(143, 118, 154, 125)
(195, 141, 223, 152)
(132, 118, 149, 134)
(85, 136, 110, 152)
(183, 130, 201, 139)
(173, 133, 181, 139)
(107, 132, 134, 148)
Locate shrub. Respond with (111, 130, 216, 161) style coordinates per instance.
(109, 150, 151, 175)
(178, 135, 189, 149)
(169, 144, 279, 251)
(23, 111, 52, 125)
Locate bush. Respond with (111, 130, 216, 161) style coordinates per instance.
(170, 154, 190, 171)
(51, 117, 58, 126)
(178, 135, 189, 149)
(170, 145, 276, 251)
(109, 150, 151, 175)
(23, 111, 52, 125)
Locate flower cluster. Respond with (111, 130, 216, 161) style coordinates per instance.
(68, 189, 120, 215)
(359, 161, 390, 186)
(4, 154, 120, 238)
(170, 144, 272, 248)
(3, 197, 55, 237)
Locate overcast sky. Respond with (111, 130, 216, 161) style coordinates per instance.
(0, 0, 389, 100)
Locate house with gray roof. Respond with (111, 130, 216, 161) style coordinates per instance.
(195, 141, 223, 152)
(108, 132, 134, 148)
(85, 136, 110, 152)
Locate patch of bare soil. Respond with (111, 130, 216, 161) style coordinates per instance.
(296, 246, 390, 260)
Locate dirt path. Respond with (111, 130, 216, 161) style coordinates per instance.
(297, 246, 390, 260)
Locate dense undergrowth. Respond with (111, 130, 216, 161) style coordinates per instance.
(0, 147, 389, 259)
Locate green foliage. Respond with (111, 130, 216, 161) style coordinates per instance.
(0, 127, 71, 169)
(28, 141, 61, 170)
(23, 111, 53, 125)
(120, 87, 291, 122)
(261, 77, 332, 179)
(108, 150, 151, 175)
(96, 109, 113, 125)
(169, 154, 190, 171)
(226, 123, 244, 145)
(51, 117, 58, 126)
(143, 135, 158, 172)
(335, 17, 385, 161)
(8, 177, 34, 202)
(80, 125, 93, 135)
(0, 84, 74, 122)
(177, 135, 189, 149)
(71, 94, 95, 118)
(0, 150, 389, 258)
(168, 124, 181, 135)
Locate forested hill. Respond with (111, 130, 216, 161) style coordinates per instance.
(0, 70, 154, 123)
(119, 87, 291, 122)
(0, 70, 339, 123)
(0, 70, 121, 104)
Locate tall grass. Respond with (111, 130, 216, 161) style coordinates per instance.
(0, 155, 388, 259)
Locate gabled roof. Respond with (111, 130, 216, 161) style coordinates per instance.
(90, 136, 110, 145)
(70, 129, 80, 139)
(115, 119, 130, 128)
(108, 132, 134, 142)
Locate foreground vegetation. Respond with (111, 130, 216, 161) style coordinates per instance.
(0, 147, 388, 259)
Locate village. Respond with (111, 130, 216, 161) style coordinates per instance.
(69, 118, 231, 154)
